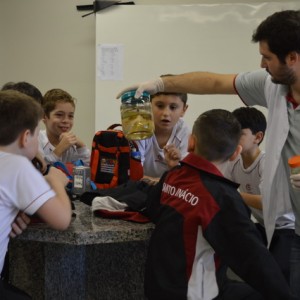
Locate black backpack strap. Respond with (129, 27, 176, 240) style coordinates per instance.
(107, 124, 122, 130)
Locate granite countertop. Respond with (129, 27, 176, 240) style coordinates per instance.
(16, 200, 154, 245)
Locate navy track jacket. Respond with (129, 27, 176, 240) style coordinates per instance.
(144, 152, 293, 300)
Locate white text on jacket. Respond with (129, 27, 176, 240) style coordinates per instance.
(162, 183, 199, 206)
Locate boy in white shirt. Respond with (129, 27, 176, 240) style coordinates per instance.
(225, 106, 294, 283)
(0, 90, 72, 299)
(137, 90, 190, 184)
(39, 88, 90, 166)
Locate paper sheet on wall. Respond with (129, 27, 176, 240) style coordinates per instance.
(97, 44, 124, 80)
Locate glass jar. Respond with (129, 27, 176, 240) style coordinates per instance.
(120, 90, 154, 140)
(288, 155, 300, 174)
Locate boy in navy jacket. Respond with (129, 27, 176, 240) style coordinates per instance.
(144, 109, 294, 300)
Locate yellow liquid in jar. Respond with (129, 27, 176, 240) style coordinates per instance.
(121, 109, 154, 140)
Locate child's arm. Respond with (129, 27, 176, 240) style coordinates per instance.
(240, 192, 262, 210)
(73, 137, 91, 166)
(32, 151, 48, 174)
(35, 167, 72, 230)
(141, 175, 159, 186)
(10, 167, 71, 236)
(144, 171, 168, 221)
(74, 136, 86, 149)
(52, 132, 90, 165)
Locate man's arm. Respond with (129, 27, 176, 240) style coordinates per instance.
(163, 72, 237, 95)
(116, 72, 237, 98)
(240, 192, 262, 210)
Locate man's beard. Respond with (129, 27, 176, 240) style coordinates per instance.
(268, 65, 296, 85)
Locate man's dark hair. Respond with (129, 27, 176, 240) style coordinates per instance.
(252, 10, 300, 63)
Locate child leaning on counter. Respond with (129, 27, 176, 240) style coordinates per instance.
(0, 90, 72, 299)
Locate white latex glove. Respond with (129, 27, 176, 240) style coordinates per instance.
(290, 173, 300, 190)
(116, 77, 164, 99)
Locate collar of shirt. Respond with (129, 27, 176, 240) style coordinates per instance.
(286, 92, 299, 109)
(181, 152, 223, 177)
(181, 152, 240, 188)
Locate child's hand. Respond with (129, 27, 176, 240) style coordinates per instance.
(53, 132, 77, 158)
(141, 176, 159, 185)
(33, 152, 48, 174)
(164, 144, 181, 169)
(59, 132, 77, 149)
(10, 212, 31, 238)
(45, 167, 69, 187)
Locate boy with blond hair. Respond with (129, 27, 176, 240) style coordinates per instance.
(39, 88, 90, 165)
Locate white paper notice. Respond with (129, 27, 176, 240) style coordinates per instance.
(97, 44, 124, 80)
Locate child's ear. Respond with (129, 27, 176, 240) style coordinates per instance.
(19, 129, 31, 148)
(187, 134, 195, 152)
(255, 131, 264, 144)
(180, 104, 188, 117)
(229, 144, 242, 161)
(42, 113, 48, 124)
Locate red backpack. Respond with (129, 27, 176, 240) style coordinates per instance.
(90, 124, 143, 189)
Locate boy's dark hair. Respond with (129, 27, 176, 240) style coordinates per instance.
(0, 90, 43, 145)
(150, 74, 188, 106)
(193, 109, 241, 162)
(232, 107, 267, 133)
(43, 88, 75, 117)
(1, 81, 43, 105)
(1, 82, 15, 90)
(252, 10, 300, 63)
(232, 107, 266, 146)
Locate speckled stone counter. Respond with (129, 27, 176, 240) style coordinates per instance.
(9, 200, 154, 300)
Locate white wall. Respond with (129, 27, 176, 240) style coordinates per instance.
(0, 0, 289, 146)
(0, 0, 96, 145)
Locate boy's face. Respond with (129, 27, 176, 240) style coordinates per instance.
(44, 101, 75, 138)
(24, 126, 40, 160)
(239, 128, 259, 153)
(151, 94, 187, 132)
